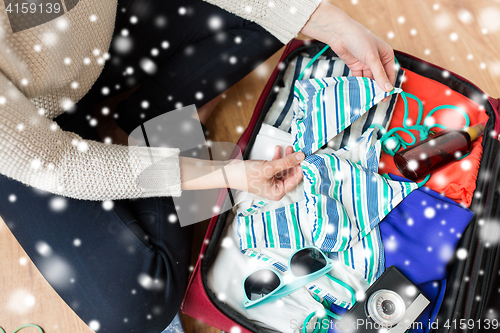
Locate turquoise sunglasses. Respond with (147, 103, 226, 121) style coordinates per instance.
(243, 246, 334, 308)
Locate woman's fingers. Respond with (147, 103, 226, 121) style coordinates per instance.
(282, 165, 304, 194)
(381, 46, 397, 86)
(272, 145, 281, 161)
(366, 54, 393, 92)
(269, 152, 305, 175)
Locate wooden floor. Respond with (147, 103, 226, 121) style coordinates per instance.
(1, 0, 500, 332)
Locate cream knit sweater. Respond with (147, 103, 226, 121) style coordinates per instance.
(0, 0, 321, 200)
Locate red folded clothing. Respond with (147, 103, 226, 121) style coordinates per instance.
(379, 69, 490, 207)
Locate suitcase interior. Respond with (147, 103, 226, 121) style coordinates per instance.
(196, 41, 500, 333)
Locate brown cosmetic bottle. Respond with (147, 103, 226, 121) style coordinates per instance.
(394, 122, 486, 181)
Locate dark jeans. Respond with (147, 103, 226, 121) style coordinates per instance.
(0, 1, 282, 332)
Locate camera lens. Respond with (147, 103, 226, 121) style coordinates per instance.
(366, 289, 405, 327)
(381, 300, 396, 315)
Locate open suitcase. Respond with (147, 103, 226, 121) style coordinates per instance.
(181, 39, 500, 333)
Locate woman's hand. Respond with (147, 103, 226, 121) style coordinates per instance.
(300, 1, 396, 92)
(236, 146, 305, 201)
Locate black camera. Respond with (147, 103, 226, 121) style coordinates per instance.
(338, 266, 430, 333)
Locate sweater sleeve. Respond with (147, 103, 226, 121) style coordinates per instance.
(203, 0, 321, 44)
(0, 71, 182, 201)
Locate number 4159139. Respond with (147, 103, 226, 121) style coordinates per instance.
(6, 2, 61, 14)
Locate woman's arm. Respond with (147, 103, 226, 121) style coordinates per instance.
(0, 71, 181, 201)
(180, 146, 305, 201)
(1, 69, 303, 201)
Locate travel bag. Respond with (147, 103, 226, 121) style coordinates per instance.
(181, 39, 500, 333)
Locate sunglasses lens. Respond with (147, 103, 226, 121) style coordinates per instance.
(244, 269, 281, 301)
(290, 248, 327, 276)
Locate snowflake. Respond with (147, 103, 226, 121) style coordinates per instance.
(208, 16, 223, 30)
(155, 16, 167, 28)
(114, 36, 133, 54)
(479, 7, 500, 33)
(456, 248, 467, 260)
(102, 200, 114, 211)
(8, 289, 36, 314)
(42, 32, 58, 46)
(36, 241, 53, 257)
(31, 159, 41, 170)
(408, 160, 418, 171)
(457, 9, 473, 24)
(424, 207, 436, 218)
(140, 58, 158, 75)
(439, 244, 453, 261)
(77, 141, 89, 152)
(221, 237, 233, 248)
(138, 273, 164, 291)
(61, 98, 75, 110)
(50, 197, 67, 212)
(215, 80, 227, 91)
(89, 320, 100, 332)
(405, 286, 417, 296)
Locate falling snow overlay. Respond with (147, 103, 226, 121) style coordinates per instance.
(0, 0, 499, 332)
